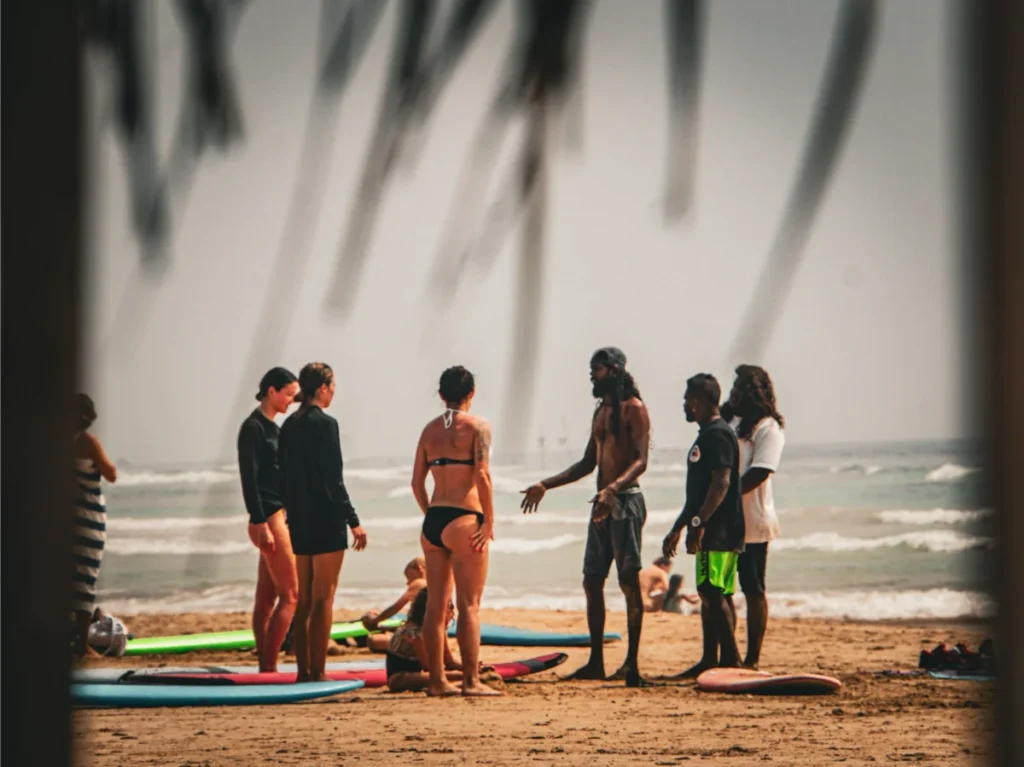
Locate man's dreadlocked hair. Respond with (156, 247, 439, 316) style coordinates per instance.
(724, 364, 784, 440)
(604, 368, 642, 438)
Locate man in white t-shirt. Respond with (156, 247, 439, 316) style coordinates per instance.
(722, 365, 785, 669)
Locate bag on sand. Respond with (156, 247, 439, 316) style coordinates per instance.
(88, 614, 129, 657)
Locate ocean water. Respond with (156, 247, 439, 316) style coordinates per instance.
(96, 439, 992, 621)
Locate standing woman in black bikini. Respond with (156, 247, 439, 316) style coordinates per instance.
(411, 366, 501, 697)
(279, 362, 368, 682)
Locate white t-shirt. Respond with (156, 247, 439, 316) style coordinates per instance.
(730, 416, 785, 543)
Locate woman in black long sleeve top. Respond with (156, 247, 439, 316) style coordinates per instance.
(237, 367, 300, 673)
(278, 362, 368, 682)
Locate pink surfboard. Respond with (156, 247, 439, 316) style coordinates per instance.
(696, 667, 841, 695)
(122, 652, 568, 688)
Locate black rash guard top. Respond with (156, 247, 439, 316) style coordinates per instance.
(237, 408, 284, 524)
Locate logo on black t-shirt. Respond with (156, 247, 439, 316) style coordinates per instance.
(688, 445, 701, 463)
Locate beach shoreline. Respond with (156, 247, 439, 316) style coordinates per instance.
(73, 608, 993, 766)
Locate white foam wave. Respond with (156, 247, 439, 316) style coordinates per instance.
(829, 464, 883, 476)
(105, 539, 252, 556)
(345, 466, 411, 482)
(116, 470, 236, 487)
(925, 463, 980, 482)
(773, 530, 991, 554)
(875, 509, 992, 526)
(99, 585, 994, 621)
(114, 515, 248, 532)
(489, 534, 583, 554)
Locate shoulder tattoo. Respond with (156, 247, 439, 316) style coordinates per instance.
(477, 422, 492, 463)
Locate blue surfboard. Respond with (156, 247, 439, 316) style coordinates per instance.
(70, 679, 364, 708)
(73, 659, 386, 685)
(460, 623, 621, 647)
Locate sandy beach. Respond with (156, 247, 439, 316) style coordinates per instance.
(71, 608, 993, 766)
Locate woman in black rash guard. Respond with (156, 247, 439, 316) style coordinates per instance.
(278, 362, 368, 682)
(237, 367, 299, 673)
(411, 366, 500, 697)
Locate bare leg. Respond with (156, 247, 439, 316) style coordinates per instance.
(617, 569, 649, 687)
(308, 550, 345, 681)
(368, 634, 390, 653)
(251, 556, 275, 670)
(744, 593, 768, 669)
(421, 534, 460, 697)
(709, 586, 740, 668)
(444, 516, 501, 696)
(564, 575, 608, 680)
(258, 515, 298, 672)
(676, 590, 718, 678)
(293, 555, 314, 682)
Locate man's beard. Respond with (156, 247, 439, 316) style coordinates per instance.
(592, 376, 616, 399)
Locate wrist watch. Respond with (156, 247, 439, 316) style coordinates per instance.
(690, 516, 702, 528)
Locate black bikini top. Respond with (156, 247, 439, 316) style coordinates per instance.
(428, 456, 474, 467)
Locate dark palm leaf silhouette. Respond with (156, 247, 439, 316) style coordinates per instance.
(92, 1, 880, 458)
(728, 0, 879, 364)
(82, 0, 168, 266)
(663, 0, 705, 222)
(184, 0, 385, 574)
(321, 0, 438, 318)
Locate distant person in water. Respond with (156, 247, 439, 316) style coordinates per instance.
(660, 574, 700, 613)
(720, 364, 785, 669)
(663, 373, 744, 678)
(237, 367, 300, 673)
(72, 393, 118, 657)
(385, 587, 502, 693)
(361, 557, 428, 652)
(279, 362, 368, 682)
(412, 366, 501, 697)
(521, 347, 652, 687)
(639, 557, 674, 612)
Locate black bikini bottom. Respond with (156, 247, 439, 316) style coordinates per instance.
(422, 506, 484, 549)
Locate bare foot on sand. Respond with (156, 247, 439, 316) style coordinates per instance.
(426, 682, 462, 697)
(462, 681, 504, 697)
(562, 662, 606, 681)
(674, 660, 715, 679)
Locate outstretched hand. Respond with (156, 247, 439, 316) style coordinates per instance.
(520, 483, 546, 513)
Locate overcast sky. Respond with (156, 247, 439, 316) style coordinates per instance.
(82, 0, 968, 467)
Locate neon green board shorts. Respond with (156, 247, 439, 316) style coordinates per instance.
(696, 550, 738, 596)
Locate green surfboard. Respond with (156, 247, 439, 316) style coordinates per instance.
(123, 617, 403, 656)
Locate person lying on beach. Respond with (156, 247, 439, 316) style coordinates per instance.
(660, 574, 700, 613)
(386, 587, 503, 694)
(639, 557, 673, 612)
(361, 557, 427, 652)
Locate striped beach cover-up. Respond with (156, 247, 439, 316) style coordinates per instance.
(73, 454, 107, 613)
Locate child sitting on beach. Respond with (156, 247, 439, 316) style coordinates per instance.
(386, 587, 503, 693)
(660, 574, 700, 613)
(361, 557, 427, 652)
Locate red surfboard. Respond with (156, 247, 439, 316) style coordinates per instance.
(696, 667, 841, 695)
(123, 652, 568, 687)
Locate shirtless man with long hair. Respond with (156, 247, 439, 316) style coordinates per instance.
(521, 347, 652, 687)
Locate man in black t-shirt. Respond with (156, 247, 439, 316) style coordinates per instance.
(663, 373, 744, 677)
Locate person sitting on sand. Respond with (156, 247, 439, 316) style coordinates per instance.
(639, 557, 674, 612)
(660, 574, 700, 613)
(386, 587, 503, 693)
(361, 557, 427, 653)
(72, 393, 118, 657)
